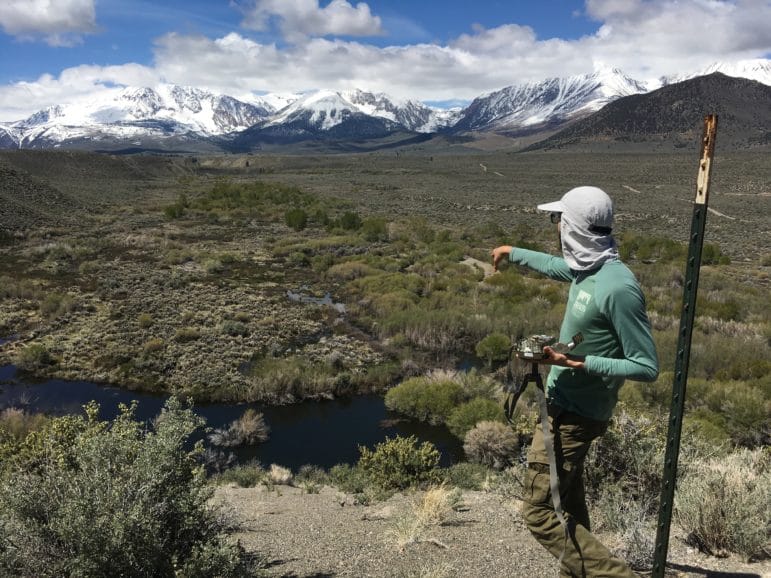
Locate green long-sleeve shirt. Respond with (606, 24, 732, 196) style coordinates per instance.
(509, 248, 659, 421)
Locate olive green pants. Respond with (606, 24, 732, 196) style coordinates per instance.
(522, 407, 636, 578)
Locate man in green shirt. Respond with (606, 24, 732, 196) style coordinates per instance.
(492, 186, 659, 577)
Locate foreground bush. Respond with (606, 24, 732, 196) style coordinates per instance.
(584, 409, 666, 503)
(675, 448, 770, 560)
(463, 421, 519, 470)
(358, 435, 441, 490)
(0, 398, 253, 577)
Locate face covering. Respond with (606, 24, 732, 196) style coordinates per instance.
(559, 212, 618, 271)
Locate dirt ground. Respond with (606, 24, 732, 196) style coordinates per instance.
(215, 484, 770, 578)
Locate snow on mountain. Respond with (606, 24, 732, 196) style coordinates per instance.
(0, 58, 768, 150)
(262, 89, 452, 133)
(2, 85, 274, 147)
(265, 90, 358, 131)
(660, 59, 771, 87)
(453, 67, 647, 133)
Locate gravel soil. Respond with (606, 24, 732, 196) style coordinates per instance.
(215, 484, 770, 578)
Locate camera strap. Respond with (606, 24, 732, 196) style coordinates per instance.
(504, 359, 568, 564)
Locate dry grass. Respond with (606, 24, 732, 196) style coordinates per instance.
(267, 464, 293, 486)
(388, 485, 461, 550)
(675, 448, 770, 560)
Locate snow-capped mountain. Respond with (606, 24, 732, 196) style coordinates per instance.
(0, 58, 768, 151)
(660, 59, 771, 88)
(262, 89, 452, 133)
(452, 67, 648, 134)
(1, 85, 275, 148)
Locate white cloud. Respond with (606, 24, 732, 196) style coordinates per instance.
(0, 0, 97, 46)
(0, 64, 158, 121)
(0, 0, 769, 121)
(238, 0, 382, 41)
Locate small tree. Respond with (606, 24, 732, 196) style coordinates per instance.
(475, 332, 511, 367)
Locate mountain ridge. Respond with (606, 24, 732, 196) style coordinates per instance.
(0, 59, 768, 152)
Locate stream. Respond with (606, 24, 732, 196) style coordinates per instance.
(0, 365, 463, 470)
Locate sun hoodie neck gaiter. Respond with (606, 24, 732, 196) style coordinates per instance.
(559, 212, 618, 272)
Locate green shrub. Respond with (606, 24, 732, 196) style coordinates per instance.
(360, 217, 388, 242)
(246, 355, 337, 403)
(39, 292, 74, 318)
(215, 462, 264, 488)
(174, 327, 201, 342)
(358, 435, 441, 490)
(701, 381, 769, 447)
(286, 251, 309, 267)
(446, 398, 505, 439)
(142, 338, 165, 355)
(295, 465, 328, 493)
(384, 377, 465, 425)
(462, 421, 519, 470)
(163, 203, 185, 219)
(475, 332, 511, 366)
(285, 208, 308, 231)
(339, 211, 362, 231)
(137, 312, 154, 328)
(0, 398, 252, 577)
(675, 448, 770, 560)
(203, 258, 225, 274)
(442, 462, 490, 490)
(328, 463, 370, 495)
(16, 343, 55, 371)
(222, 320, 249, 337)
(584, 410, 665, 503)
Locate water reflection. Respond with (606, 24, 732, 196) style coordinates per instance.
(0, 365, 462, 470)
(286, 289, 346, 313)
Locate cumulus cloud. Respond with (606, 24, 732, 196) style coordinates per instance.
(0, 0, 97, 46)
(0, 63, 158, 121)
(0, 0, 769, 121)
(580, 0, 771, 78)
(238, 0, 383, 41)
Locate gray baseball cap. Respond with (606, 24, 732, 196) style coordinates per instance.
(537, 186, 614, 230)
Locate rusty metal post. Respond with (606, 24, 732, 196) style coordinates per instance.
(651, 115, 718, 577)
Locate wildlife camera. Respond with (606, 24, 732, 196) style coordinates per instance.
(514, 335, 556, 361)
(513, 333, 584, 361)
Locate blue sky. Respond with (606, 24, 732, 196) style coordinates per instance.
(0, 0, 769, 121)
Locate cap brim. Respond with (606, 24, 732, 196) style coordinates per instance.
(536, 200, 566, 213)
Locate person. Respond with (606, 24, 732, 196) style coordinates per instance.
(491, 186, 659, 578)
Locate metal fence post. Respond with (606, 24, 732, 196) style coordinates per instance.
(651, 114, 718, 577)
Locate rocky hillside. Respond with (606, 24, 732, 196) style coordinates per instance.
(0, 158, 85, 231)
(526, 73, 771, 151)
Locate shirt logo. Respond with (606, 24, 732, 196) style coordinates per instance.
(572, 289, 592, 316)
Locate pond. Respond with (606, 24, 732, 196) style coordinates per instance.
(0, 365, 464, 470)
